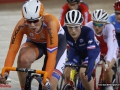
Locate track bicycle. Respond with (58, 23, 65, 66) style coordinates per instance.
(62, 63, 89, 90)
(94, 56, 117, 90)
(1, 67, 48, 90)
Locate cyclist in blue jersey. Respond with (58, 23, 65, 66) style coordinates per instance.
(108, 0, 120, 89)
(108, 0, 120, 54)
(62, 10, 100, 90)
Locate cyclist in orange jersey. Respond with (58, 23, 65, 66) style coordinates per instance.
(0, 0, 67, 90)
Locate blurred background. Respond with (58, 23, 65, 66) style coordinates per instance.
(0, 0, 116, 90)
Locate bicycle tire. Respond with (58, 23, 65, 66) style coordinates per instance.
(59, 75, 64, 90)
(62, 84, 73, 90)
(29, 74, 43, 90)
(100, 80, 106, 90)
(58, 74, 64, 90)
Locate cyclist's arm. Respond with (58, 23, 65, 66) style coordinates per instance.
(105, 24, 116, 62)
(86, 29, 99, 81)
(45, 17, 59, 79)
(59, 4, 68, 26)
(4, 19, 24, 68)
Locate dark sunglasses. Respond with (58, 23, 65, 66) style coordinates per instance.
(26, 19, 39, 24)
(93, 22, 104, 27)
(115, 12, 120, 15)
(26, 17, 42, 24)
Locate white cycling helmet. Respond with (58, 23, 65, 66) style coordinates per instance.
(65, 10, 83, 25)
(22, 0, 44, 20)
(92, 9, 109, 23)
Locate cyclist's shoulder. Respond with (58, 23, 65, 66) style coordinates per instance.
(85, 21, 93, 29)
(108, 13, 115, 19)
(104, 23, 115, 32)
(105, 23, 115, 27)
(81, 25, 94, 36)
(62, 25, 67, 29)
(17, 18, 25, 25)
(61, 3, 69, 12)
(62, 3, 69, 8)
(43, 13, 59, 24)
(14, 18, 26, 31)
(79, 1, 89, 9)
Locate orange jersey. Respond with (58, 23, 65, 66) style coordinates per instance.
(4, 13, 62, 78)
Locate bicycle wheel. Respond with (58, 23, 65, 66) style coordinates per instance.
(74, 74, 85, 90)
(62, 84, 73, 90)
(29, 74, 43, 90)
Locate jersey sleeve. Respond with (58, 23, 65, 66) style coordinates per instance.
(86, 28, 99, 81)
(105, 24, 116, 62)
(45, 16, 59, 79)
(108, 15, 113, 23)
(59, 4, 68, 26)
(4, 18, 24, 67)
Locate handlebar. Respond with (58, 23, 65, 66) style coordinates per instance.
(1, 67, 48, 84)
(64, 63, 89, 76)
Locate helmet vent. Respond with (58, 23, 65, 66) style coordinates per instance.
(72, 11, 75, 22)
(24, 7, 27, 13)
(37, 0, 38, 3)
(68, 12, 71, 23)
(97, 11, 101, 18)
(75, 12, 79, 23)
(35, 6, 38, 13)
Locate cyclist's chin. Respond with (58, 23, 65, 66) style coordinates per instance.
(95, 30, 102, 35)
(71, 35, 78, 40)
(35, 28, 42, 34)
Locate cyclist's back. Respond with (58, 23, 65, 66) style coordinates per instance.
(108, 14, 120, 33)
(108, 0, 120, 49)
(59, 0, 91, 26)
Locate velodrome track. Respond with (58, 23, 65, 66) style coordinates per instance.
(0, 0, 115, 89)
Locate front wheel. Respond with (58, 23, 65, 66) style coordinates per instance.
(62, 84, 73, 90)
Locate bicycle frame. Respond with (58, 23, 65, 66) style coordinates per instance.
(69, 68, 77, 90)
(1, 67, 48, 90)
(62, 64, 88, 90)
(94, 57, 117, 90)
(94, 62, 105, 90)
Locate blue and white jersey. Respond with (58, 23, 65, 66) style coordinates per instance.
(63, 25, 100, 55)
(63, 25, 100, 81)
(108, 14, 120, 33)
